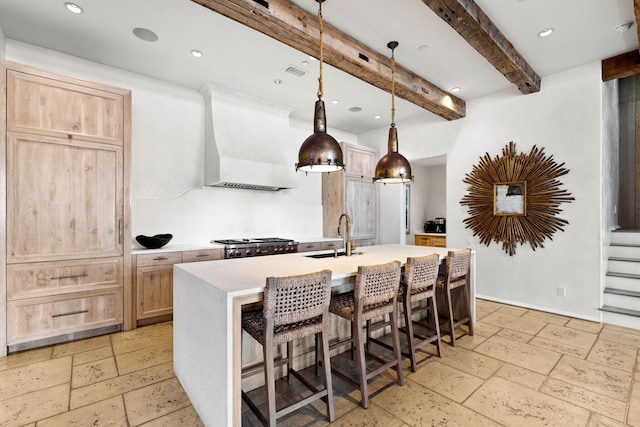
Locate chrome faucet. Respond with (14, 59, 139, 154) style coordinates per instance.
(337, 213, 354, 256)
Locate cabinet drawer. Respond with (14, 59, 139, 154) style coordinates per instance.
(7, 258, 123, 300)
(182, 249, 223, 263)
(298, 241, 341, 252)
(7, 290, 123, 345)
(136, 252, 182, 267)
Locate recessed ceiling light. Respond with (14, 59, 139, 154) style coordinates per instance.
(64, 2, 83, 14)
(331, 100, 339, 104)
(614, 22, 634, 33)
(538, 28, 554, 38)
(451, 86, 461, 93)
(374, 115, 381, 119)
(348, 106, 362, 112)
(132, 27, 158, 42)
(191, 50, 203, 58)
(418, 44, 429, 52)
(273, 79, 282, 85)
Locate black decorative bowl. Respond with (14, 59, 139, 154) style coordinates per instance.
(136, 234, 173, 249)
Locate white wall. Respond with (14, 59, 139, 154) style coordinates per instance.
(5, 40, 359, 245)
(362, 61, 605, 321)
(0, 24, 5, 58)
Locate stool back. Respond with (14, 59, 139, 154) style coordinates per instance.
(355, 261, 401, 307)
(445, 249, 471, 289)
(404, 254, 440, 300)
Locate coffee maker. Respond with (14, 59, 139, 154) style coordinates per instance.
(424, 218, 446, 233)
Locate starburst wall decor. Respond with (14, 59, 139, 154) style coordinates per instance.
(460, 142, 574, 256)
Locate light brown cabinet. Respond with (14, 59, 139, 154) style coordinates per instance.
(133, 248, 222, 327)
(1, 61, 131, 353)
(322, 143, 378, 247)
(414, 234, 447, 248)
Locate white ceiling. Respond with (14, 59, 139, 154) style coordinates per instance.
(0, 0, 636, 134)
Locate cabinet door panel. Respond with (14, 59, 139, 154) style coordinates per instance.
(346, 177, 377, 241)
(7, 70, 124, 143)
(345, 145, 376, 178)
(7, 132, 124, 263)
(136, 266, 174, 320)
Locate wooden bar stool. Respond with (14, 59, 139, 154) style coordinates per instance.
(329, 260, 404, 409)
(436, 248, 473, 346)
(241, 270, 334, 426)
(400, 254, 442, 372)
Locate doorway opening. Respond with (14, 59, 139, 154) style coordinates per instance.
(618, 76, 640, 230)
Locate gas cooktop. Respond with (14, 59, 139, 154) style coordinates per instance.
(211, 237, 298, 258)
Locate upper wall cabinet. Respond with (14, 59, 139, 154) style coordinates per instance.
(7, 70, 124, 144)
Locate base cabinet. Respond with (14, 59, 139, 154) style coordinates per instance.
(414, 234, 447, 248)
(133, 248, 222, 327)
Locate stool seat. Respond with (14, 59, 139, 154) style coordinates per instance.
(243, 310, 323, 346)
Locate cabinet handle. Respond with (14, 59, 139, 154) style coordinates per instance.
(153, 256, 168, 261)
(52, 310, 89, 318)
(51, 272, 89, 280)
(195, 254, 210, 258)
(327, 243, 336, 247)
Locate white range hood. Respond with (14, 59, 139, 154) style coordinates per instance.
(200, 83, 296, 191)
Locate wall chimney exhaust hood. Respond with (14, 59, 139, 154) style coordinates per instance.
(200, 83, 296, 191)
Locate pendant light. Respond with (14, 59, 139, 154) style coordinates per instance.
(295, 0, 344, 173)
(374, 41, 413, 184)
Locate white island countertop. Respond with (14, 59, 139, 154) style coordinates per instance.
(173, 244, 475, 427)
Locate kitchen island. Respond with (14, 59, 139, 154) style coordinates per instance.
(173, 244, 475, 426)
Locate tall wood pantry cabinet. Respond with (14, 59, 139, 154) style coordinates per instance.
(322, 143, 378, 247)
(0, 61, 131, 355)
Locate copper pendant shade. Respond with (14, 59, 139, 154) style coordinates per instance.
(296, 0, 344, 173)
(374, 41, 412, 184)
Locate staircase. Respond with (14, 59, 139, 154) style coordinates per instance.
(602, 230, 640, 330)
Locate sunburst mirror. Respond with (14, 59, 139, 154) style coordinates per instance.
(460, 142, 574, 255)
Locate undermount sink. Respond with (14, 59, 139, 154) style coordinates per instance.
(304, 250, 362, 259)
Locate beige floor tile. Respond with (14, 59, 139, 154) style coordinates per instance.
(464, 376, 590, 427)
(72, 356, 119, 388)
(628, 381, 640, 426)
(587, 413, 627, 427)
(374, 380, 501, 426)
(70, 361, 174, 409)
(51, 335, 111, 358)
(73, 345, 114, 366)
(0, 356, 71, 401)
(123, 377, 191, 426)
(604, 324, 640, 337)
(111, 322, 173, 355)
(497, 328, 534, 343)
(474, 335, 562, 375)
(438, 343, 503, 379)
(481, 311, 547, 335)
(600, 327, 640, 349)
(549, 355, 633, 401)
(522, 310, 571, 326)
(472, 321, 502, 338)
(0, 347, 52, 372)
(495, 363, 547, 390)
(566, 318, 603, 334)
(409, 360, 484, 402)
(0, 383, 69, 426)
(475, 307, 495, 320)
(115, 342, 173, 375)
(528, 336, 591, 358)
(587, 339, 638, 372)
(328, 403, 406, 427)
(497, 305, 529, 316)
(138, 405, 204, 427)
(475, 299, 504, 313)
(455, 333, 487, 349)
(37, 395, 127, 427)
(540, 377, 627, 422)
(536, 323, 598, 349)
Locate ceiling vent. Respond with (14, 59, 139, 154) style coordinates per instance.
(284, 65, 307, 77)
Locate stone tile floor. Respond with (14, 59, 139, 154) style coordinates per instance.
(1, 299, 639, 426)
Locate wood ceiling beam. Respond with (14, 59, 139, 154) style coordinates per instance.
(191, 0, 465, 120)
(602, 51, 640, 81)
(635, 0, 640, 50)
(420, 0, 541, 95)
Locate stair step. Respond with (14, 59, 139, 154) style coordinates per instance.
(601, 305, 640, 318)
(611, 230, 640, 245)
(606, 272, 640, 292)
(601, 309, 640, 330)
(604, 287, 640, 298)
(608, 259, 640, 275)
(609, 245, 640, 258)
(603, 292, 640, 311)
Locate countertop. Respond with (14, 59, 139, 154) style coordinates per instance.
(414, 232, 447, 237)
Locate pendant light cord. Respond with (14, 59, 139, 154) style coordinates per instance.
(391, 47, 396, 127)
(317, 1, 324, 99)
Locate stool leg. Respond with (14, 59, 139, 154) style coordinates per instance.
(429, 294, 442, 358)
(444, 285, 456, 346)
(320, 330, 335, 422)
(353, 316, 369, 409)
(403, 294, 418, 372)
(263, 341, 277, 427)
(287, 341, 293, 384)
(389, 308, 404, 386)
